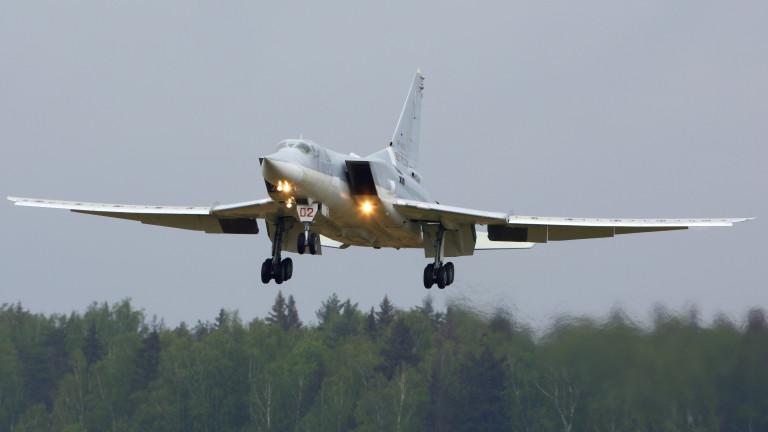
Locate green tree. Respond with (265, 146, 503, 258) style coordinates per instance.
(376, 295, 395, 328)
(286, 294, 302, 330)
(379, 319, 419, 380)
(316, 293, 342, 326)
(82, 320, 103, 367)
(366, 307, 377, 339)
(455, 346, 510, 432)
(133, 329, 161, 390)
(266, 291, 289, 330)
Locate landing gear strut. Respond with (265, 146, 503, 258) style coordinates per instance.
(261, 218, 293, 284)
(297, 222, 318, 255)
(423, 225, 455, 289)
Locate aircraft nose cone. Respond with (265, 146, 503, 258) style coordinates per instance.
(261, 157, 305, 185)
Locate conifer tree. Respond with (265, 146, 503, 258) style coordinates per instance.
(267, 291, 289, 330)
(215, 308, 229, 329)
(366, 306, 377, 338)
(455, 346, 509, 431)
(376, 295, 395, 328)
(133, 329, 161, 390)
(316, 293, 342, 325)
(378, 318, 419, 379)
(82, 320, 103, 366)
(286, 294, 302, 330)
(333, 299, 359, 338)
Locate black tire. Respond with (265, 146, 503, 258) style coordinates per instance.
(281, 257, 293, 280)
(297, 233, 306, 255)
(261, 259, 272, 284)
(423, 264, 435, 289)
(436, 265, 447, 289)
(308, 233, 318, 255)
(273, 260, 284, 284)
(445, 262, 455, 286)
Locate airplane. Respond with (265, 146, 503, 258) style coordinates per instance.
(8, 71, 752, 289)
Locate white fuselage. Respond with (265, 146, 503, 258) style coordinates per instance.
(260, 139, 429, 249)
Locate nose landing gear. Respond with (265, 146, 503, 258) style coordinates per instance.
(423, 225, 456, 289)
(296, 203, 320, 255)
(297, 229, 318, 255)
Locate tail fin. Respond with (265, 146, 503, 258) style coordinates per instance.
(390, 70, 424, 169)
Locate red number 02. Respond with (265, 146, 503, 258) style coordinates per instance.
(300, 208, 314, 217)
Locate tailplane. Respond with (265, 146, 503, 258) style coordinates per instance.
(389, 70, 424, 169)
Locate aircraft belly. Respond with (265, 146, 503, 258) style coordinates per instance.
(298, 169, 422, 249)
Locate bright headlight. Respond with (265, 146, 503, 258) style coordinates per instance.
(360, 200, 375, 215)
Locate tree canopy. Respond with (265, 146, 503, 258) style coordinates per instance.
(1, 294, 766, 431)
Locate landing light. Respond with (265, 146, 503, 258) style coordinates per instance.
(360, 200, 375, 215)
(276, 180, 292, 193)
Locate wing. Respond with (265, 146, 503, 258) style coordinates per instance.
(8, 196, 283, 234)
(393, 199, 752, 245)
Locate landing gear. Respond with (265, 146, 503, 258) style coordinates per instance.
(261, 218, 294, 284)
(423, 264, 435, 288)
(423, 225, 455, 289)
(297, 230, 318, 255)
(423, 261, 454, 289)
(296, 203, 320, 256)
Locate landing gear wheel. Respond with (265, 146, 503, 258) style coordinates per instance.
(423, 263, 435, 289)
(273, 260, 284, 284)
(297, 233, 306, 255)
(261, 259, 272, 284)
(308, 233, 318, 255)
(445, 262, 455, 286)
(281, 257, 293, 280)
(436, 265, 448, 289)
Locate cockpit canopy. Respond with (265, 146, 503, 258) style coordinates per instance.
(276, 139, 314, 155)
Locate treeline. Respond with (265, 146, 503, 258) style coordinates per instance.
(1, 293, 767, 432)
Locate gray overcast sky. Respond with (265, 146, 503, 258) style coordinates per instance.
(1, 0, 765, 328)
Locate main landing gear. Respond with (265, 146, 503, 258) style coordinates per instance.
(261, 218, 293, 284)
(423, 225, 456, 289)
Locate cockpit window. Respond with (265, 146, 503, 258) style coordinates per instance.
(276, 139, 312, 154)
(295, 142, 311, 154)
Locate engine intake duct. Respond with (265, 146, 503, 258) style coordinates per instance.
(345, 161, 378, 197)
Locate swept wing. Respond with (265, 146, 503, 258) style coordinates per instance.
(393, 199, 751, 244)
(7, 196, 281, 234)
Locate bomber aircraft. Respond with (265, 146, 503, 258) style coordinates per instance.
(9, 71, 751, 288)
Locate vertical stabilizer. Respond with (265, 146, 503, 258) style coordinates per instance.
(390, 70, 424, 169)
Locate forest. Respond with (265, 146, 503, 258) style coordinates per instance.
(1, 292, 767, 432)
